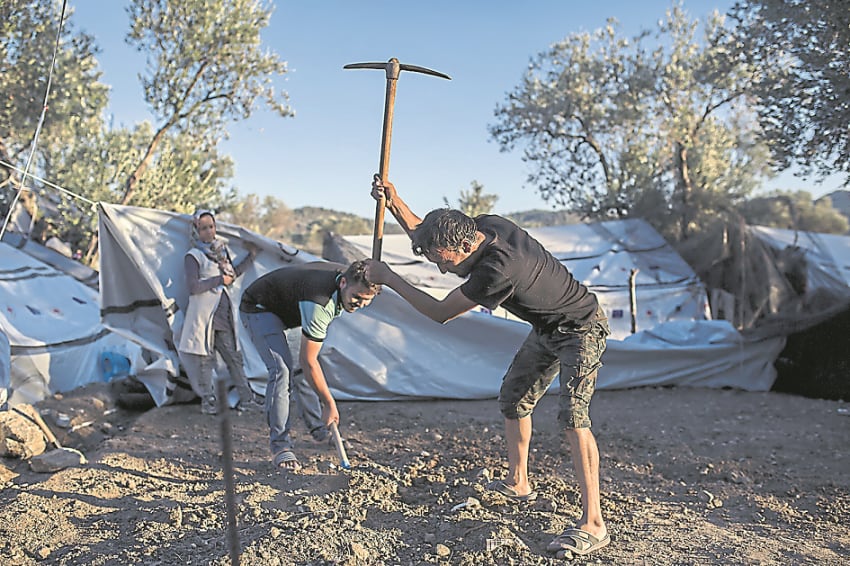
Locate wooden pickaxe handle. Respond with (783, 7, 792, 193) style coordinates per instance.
(344, 58, 451, 261)
(329, 422, 351, 469)
(13, 406, 62, 450)
(372, 61, 400, 260)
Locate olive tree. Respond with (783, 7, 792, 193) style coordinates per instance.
(48, 124, 235, 255)
(731, 0, 850, 185)
(443, 181, 499, 217)
(0, 1, 108, 224)
(118, 0, 293, 206)
(490, 5, 773, 240)
(741, 190, 849, 234)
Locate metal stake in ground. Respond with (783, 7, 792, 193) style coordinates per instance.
(343, 58, 450, 260)
(216, 379, 240, 565)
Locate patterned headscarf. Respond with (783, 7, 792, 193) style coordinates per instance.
(191, 209, 236, 280)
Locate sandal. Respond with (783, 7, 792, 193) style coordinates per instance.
(547, 527, 610, 557)
(273, 450, 301, 471)
(486, 479, 538, 502)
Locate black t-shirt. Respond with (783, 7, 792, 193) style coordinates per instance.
(239, 262, 343, 332)
(460, 215, 598, 332)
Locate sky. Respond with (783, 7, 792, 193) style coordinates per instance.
(67, 0, 844, 219)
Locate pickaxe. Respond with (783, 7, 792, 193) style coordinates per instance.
(344, 58, 450, 260)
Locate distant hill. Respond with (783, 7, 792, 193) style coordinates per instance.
(288, 206, 581, 255)
(291, 206, 405, 236)
(821, 190, 850, 220)
(504, 209, 581, 228)
(289, 206, 403, 255)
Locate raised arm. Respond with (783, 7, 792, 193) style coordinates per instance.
(371, 175, 422, 238)
(232, 241, 259, 278)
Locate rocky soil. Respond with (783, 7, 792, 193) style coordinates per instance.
(0, 382, 848, 565)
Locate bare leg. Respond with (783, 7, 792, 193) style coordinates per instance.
(565, 427, 606, 539)
(503, 415, 534, 497)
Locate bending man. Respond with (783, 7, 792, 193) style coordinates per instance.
(240, 260, 379, 471)
(365, 177, 610, 559)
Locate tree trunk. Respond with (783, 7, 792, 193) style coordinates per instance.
(675, 142, 693, 240)
(119, 124, 171, 206)
(84, 233, 98, 269)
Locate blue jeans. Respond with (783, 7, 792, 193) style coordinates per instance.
(240, 311, 326, 455)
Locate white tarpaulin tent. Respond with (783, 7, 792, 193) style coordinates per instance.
(677, 222, 850, 334)
(676, 223, 850, 399)
(750, 225, 850, 292)
(0, 240, 143, 406)
(99, 203, 784, 405)
(0, 329, 9, 408)
(343, 219, 711, 340)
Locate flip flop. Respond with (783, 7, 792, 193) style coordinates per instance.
(486, 479, 538, 502)
(273, 450, 301, 471)
(546, 528, 610, 557)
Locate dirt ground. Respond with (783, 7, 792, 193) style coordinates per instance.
(0, 382, 848, 565)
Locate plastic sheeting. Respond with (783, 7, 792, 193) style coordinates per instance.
(601, 320, 783, 391)
(678, 222, 850, 334)
(97, 203, 287, 406)
(0, 329, 9, 409)
(324, 305, 784, 398)
(0, 241, 143, 406)
(750, 226, 850, 292)
(99, 203, 783, 405)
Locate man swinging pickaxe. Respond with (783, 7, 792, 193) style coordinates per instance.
(344, 58, 451, 260)
(326, 58, 449, 469)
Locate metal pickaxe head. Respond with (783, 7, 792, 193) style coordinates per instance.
(343, 58, 452, 81)
(344, 58, 450, 260)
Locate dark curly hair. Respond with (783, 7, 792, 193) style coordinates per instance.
(342, 259, 380, 293)
(411, 209, 478, 256)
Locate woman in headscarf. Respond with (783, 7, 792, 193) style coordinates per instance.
(178, 209, 258, 415)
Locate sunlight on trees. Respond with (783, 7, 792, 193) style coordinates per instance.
(443, 181, 499, 217)
(0, 1, 108, 246)
(741, 190, 849, 234)
(489, 6, 776, 241)
(119, 0, 292, 206)
(731, 0, 850, 185)
(2, 0, 847, 265)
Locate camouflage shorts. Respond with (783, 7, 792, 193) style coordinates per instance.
(498, 308, 609, 429)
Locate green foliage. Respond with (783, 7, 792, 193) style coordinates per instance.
(741, 190, 849, 234)
(218, 193, 295, 240)
(822, 190, 850, 223)
(0, 1, 108, 211)
(0, 0, 291, 259)
(127, 0, 291, 137)
(731, 0, 850, 185)
(442, 180, 499, 217)
(489, 5, 773, 241)
(36, 123, 233, 253)
(119, 0, 293, 205)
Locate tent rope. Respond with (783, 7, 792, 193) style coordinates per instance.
(0, 0, 70, 241)
(0, 159, 95, 207)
